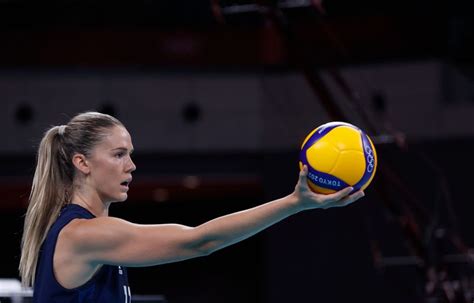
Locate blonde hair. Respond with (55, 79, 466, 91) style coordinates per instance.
(19, 112, 123, 287)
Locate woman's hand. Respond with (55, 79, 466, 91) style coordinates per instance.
(291, 165, 365, 211)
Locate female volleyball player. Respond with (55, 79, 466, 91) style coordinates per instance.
(19, 112, 365, 302)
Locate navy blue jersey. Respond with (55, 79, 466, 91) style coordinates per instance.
(33, 204, 131, 303)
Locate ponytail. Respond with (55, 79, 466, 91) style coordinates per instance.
(19, 126, 71, 287)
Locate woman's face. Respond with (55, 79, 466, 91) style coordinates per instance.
(86, 125, 136, 203)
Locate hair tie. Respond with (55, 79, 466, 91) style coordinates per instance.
(58, 125, 67, 136)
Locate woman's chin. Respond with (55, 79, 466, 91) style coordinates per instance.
(117, 194, 128, 202)
(109, 194, 128, 203)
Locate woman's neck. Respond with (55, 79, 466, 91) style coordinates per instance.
(71, 190, 109, 217)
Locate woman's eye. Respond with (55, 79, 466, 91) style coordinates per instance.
(115, 153, 124, 158)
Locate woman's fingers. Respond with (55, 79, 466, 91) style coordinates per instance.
(298, 165, 309, 189)
(325, 186, 354, 202)
(331, 190, 365, 207)
(297, 167, 365, 209)
(299, 165, 308, 179)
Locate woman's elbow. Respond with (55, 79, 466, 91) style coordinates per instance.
(187, 226, 218, 257)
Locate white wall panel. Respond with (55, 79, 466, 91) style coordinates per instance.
(0, 61, 472, 153)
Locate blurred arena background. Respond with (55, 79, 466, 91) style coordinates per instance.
(0, 0, 473, 302)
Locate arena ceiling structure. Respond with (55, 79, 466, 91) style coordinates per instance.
(0, 0, 471, 68)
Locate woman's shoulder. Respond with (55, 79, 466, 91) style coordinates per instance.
(60, 216, 134, 251)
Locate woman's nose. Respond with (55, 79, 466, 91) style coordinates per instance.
(127, 157, 137, 172)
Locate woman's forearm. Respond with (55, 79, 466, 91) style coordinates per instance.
(189, 167, 362, 256)
(194, 194, 301, 254)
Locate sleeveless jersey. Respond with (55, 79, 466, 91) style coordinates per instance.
(33, 204, 132, 303)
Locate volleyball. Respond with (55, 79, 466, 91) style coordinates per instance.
(299, 122, 377, 194)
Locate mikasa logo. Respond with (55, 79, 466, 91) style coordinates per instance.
(308, 172, 341, 187)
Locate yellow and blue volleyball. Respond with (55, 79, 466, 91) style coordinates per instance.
(299, 121, 377, 194)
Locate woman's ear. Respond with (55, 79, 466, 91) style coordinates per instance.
(72, 153, 90, 175)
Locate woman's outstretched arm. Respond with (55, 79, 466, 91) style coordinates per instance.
(66, 166, 365, 267)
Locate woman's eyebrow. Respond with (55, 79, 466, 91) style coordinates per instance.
(111, 147, 134, 153)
